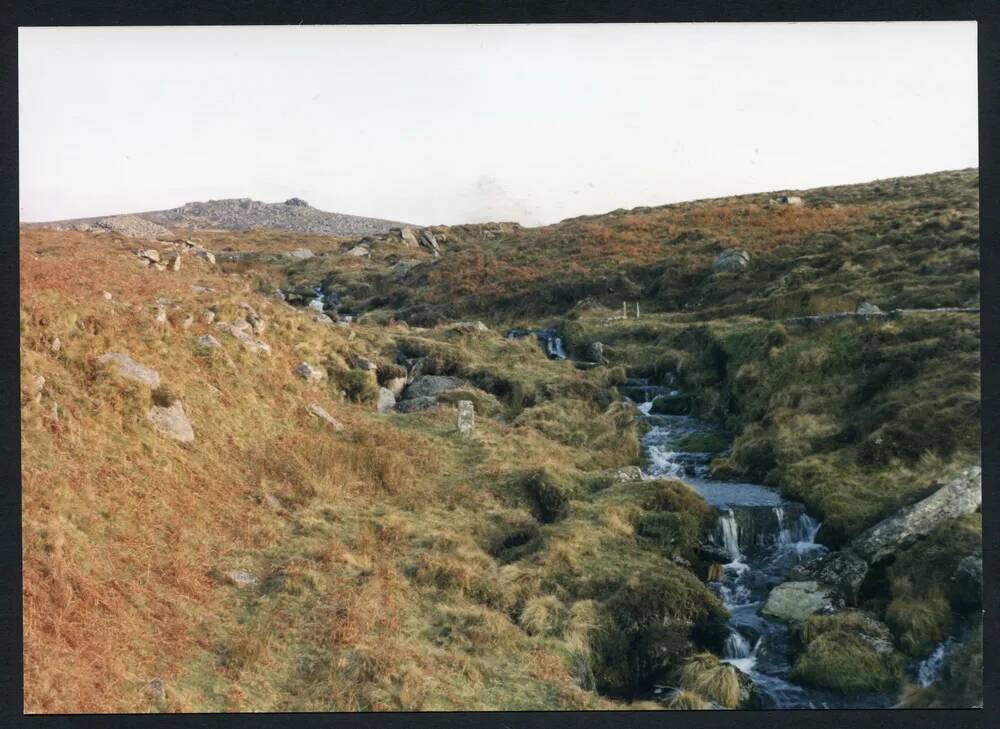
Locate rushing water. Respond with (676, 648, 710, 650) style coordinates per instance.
(506, 328, 568, 360)
(625, 378, 896, 709)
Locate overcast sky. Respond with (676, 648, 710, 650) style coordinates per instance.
(19, 23, 978, 226)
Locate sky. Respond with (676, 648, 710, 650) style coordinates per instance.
(19, 23, 978, 227)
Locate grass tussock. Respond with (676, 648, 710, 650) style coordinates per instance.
(677, 652, 742, 708)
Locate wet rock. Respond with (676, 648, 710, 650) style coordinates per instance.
(952, 552, 983, 602)
(306, 402, 345, 431)
(98, 352, 161, 388)
(294, 361, 325, 382)
(851, 467, 981, 563)
(788, 548, 870, 602)
(377, 387, 396, 413)
(649, 392, 690, 415)
(147, 401, 195, 443)
(710, 248, 751, 273)
(586, 341, 607, 363)
(761, 581, 841, 622)
(457, 400, 475, 436)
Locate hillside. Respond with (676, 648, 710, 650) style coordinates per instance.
(20, 169, 982, 712)
(30, 196, 415, 237)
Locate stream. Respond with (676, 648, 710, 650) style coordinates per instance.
(622, 378, 897, 709)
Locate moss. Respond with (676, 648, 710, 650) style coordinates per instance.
(884, 584, 951, 657)
(649, 392, 690, 415)
(791, 613, 904, 693)
(674, 431, 729, 453)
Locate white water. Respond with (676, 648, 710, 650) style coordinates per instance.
(629, 379, 894, 709)
(917, 639, 956, 688)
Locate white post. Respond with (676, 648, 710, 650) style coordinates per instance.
(636, 301, 640, 319)
(623, 301, 627, 319)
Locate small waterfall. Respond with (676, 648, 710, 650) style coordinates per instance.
(725, 630, 753, 659)
(917, 639, 956, 688)
(719, 509, 742, 562)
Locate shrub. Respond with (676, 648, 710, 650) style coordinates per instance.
(677, 652, 742, 708)
(337, 369, 379, 404)
(885, 582, 951, 657)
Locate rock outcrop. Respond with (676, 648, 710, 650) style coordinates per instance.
(710, 248, 751, 274)
(401, 375, 466, 401)
(98, 352, 161, 388)
(147, 401, 195, 443)
(761, 580, 842, 622)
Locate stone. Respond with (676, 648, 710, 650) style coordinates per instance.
(457, 400, 475, 436)
(284, 197, 309, 207)
(402, 375, 465, 400)
(586, 341, 607, 363)
(779, 195, 804, 206)
(392, 260, 419, 281)
(215, 322, 271, 355)
(649, 392, 690, 415)
(710, 248, 751, 274)
(154, 305, 168, 324)
(384, 376, 407, 398)
(203, 309, 216, 324)
(223, 570, 258, 588)
(346, 245, 370, 257)
(377, 387, 396, 414)
(952, 552, 983, 602)
(137, 248, 161, 264)
(306, 402, 345, 431)
(196, 334, 221, 349)
(399, 227, 419, 247)
(761, 581, 841, 622)
(294, 361, 325, 382)
(102, 290, 114, 301)
(608, 466, 644, 483)
(851, 467, 981, 563)
(147, 401, 195, 443)
(49, 337, 61, 354)
(395, 396, 441, 413)
(98, 352, 161, 388)
(28, 373, 45, 404)
(286, 248, 314, 260)
(198, 250, 216, 265)
(262, 492, 283, 510)
(153, 263, 167, 272)
(856, 301, 884, 316)
(348, 354, 377, 372)
(447, 321, 490, 334)
(420, 229, 441, 256)
(145, 678, 167, 704)
(787, 548, 870, 601)
(181, 314, 194, 330)
(95, 215, 172, 240)
(170, 253, 182, 272)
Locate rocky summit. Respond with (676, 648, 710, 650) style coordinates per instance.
(33, 196, 415, 237)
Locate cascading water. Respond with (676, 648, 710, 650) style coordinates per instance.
(626, 378, 895, 709)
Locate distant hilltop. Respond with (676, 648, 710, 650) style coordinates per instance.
(29, 197, 417, 237)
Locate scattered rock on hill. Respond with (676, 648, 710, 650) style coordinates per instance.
(97, 352, 161, 388)
(710, 248, 751, 274)
(307, 402, 345, 431)
(196, 334, 221, 349)
(223, 570, 258, 588)
(286, 248, 314, 260)
(294, 362, 325, 382)
(216, 322, 271, 355)
(96, 215, 172, 240)
(345, 244, 370, 258)
(147, 401, 195, 443)
(136, 248, 161, 265)
(856, 301, 884, 316)
(456, 400, 475, 436)
(377, 387, 396, 413)
(397, 227, 420, 248)
(587, 341, 607, 363)
(420, 229, 441, 257)
(446, 321, 489, 334)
